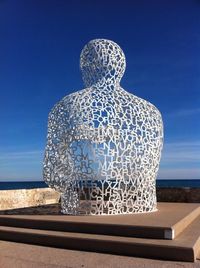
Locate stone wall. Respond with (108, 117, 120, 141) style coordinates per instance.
(157, 188, 200, 203)
(0, 188, 60, 210)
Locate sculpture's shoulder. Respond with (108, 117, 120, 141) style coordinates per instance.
(62, 87, 92, 103)
(141, 97, 162, 121)
(126, 89, 161, 114)
(120, 87, 163, 125)
(143, 98, 163, 125)
(49, 87, 91, 116)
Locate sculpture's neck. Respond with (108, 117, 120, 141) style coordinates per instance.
(89, 78, 120, 92)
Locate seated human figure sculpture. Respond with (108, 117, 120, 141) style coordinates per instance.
(43, 39, 163, 215)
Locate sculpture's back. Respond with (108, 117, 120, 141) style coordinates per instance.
(43, 39, 163, 215)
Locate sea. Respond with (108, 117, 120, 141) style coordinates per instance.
(0, 180, 200, 190)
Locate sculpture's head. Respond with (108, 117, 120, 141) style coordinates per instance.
(80, 39, 126, 88)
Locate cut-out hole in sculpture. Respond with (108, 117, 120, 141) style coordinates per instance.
(43, 39, 163, 215)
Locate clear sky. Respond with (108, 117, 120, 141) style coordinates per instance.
(0, 0, 199, 181)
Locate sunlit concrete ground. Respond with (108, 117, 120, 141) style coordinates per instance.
(0, 240, 200, 268)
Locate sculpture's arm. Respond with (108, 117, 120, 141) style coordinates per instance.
(147, 102, 164, 170)
(151, 104, 164, 145)
(43, 99, 71, 190)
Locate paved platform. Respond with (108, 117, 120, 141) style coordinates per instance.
(0, 203, 200, 239)
(0, 203, 200, 262)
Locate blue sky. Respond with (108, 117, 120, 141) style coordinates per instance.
(0, 0, 199, 181)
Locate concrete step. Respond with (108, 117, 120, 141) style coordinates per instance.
(0, 203, 200, 240)
(0, 214, 200, 262)
(0, 240, 199, 268)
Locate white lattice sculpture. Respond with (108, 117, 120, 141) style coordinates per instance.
(43, 39, 163, 215)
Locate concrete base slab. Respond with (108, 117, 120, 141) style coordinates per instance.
(0, 203, 200, 262)
(0, 214, 200, 262)
(0, 203, 200, 240)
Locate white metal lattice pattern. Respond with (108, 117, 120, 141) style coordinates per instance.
(43, 39, 163, 215)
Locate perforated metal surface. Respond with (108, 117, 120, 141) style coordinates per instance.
(43, 39, 163, 215)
